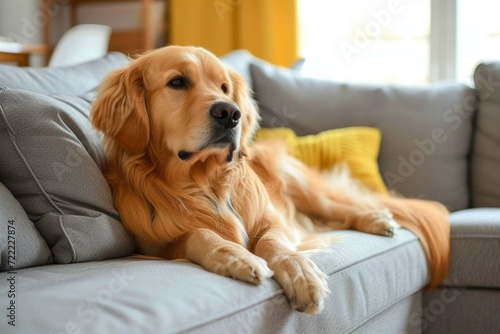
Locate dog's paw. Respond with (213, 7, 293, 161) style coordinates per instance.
(363, 208, 400, 237)
(211, 246, 273, 285)
(270, 253, 330, 314)
(234, 254, 274, 285)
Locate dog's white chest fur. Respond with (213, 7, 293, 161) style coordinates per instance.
(216, 196, 249, 247)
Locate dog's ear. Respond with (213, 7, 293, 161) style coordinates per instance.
(91, 63, 150, 153)
(229, 69, 261, 156)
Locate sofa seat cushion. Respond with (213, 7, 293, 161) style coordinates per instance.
(447, 208, 500, 288)
(0, 229, 428, 333)
(250, 61, 476, 211)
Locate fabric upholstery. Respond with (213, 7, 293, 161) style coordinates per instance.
(254, 127, 387, 193)
(250, 61, 476, 211)
(0, 229, 427, 334)
(447, 208, 500, 288)
(423, 289, 500, 334)
(220, 49, 258, 86)
(0, 87, 135, 263)
(0, 182, 52, 271)
(221, 49, 304, 87)
(0, 52, 129, 96)
(471, 62, 500, 207)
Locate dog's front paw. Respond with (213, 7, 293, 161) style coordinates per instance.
(359, 208, 400, 237)
(270, 253, 330, 314)
(210, 246, 274, 285)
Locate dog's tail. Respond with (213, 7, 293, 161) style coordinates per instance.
(322, 164, 450, 288)
(378, 195, 450, 289)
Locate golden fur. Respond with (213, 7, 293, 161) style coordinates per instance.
(91, 46, 450, 314)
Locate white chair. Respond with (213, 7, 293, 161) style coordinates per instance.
(49, 24, 112, 67)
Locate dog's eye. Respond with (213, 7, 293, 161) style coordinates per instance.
(221, 83, 228, 94)
(168, 76, 188, 89)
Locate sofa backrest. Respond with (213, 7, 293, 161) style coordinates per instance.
(248, 60, 477, 211)
(0, 52, 129, 95)
(472, 63, 500, 208)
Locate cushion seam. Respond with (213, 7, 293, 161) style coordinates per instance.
(57, 214, 77, 262)
(326, 235, 419, 275)
(0, 260, 125, 290)
(175, 289, 285, 333)
(0, 97, 65, 216)
(345, 288, 423, 334)
(177, 236, 424, 333)
(452, 235, 500, 238)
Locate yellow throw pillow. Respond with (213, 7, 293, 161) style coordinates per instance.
(254, 127, 388, 193)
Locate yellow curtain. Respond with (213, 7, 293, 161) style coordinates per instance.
(169, 0, 299, 66)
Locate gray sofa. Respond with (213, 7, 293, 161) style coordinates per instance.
(0, 50, 498, 334)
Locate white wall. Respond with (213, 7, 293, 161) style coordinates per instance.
(0, 0, 46, 65)
(74, 2, 167, 46)
(0, 0, 43, 44)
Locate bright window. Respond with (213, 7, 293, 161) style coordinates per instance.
(456, 0, 500, 85)
(299, 0, 500, 86)
(299, 0, 430, 86)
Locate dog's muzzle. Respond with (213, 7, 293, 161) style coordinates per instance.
(177, 102, 241, 162)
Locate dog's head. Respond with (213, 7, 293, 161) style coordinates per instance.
(91, 46, 260, 163)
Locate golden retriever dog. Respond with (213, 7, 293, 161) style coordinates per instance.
(91, 45, 450, 314)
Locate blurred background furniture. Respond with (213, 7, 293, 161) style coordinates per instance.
(0, 24, 110, 67)
(48, 24, 111, 67)
(42, 0, 162, 59)
(0, 51, 29, 66)
(0, 44, 48, 66)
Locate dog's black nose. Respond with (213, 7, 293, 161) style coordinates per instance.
(210, 102, 241, 129)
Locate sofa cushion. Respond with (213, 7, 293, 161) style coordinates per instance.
(422, 289, 500, 334)
(250, 61, 477, 211)
(472, 62, 500, 207)
(220, 49, 304, 88)
(0, 52, 129, 96)
(0, 229, 427, 333)
(220, 49, 257, 86)
(0, 182, 52, 271)
(254, 127, 387, 193)
(446, 208, 500, 288)
(0, 87, 135, 263)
